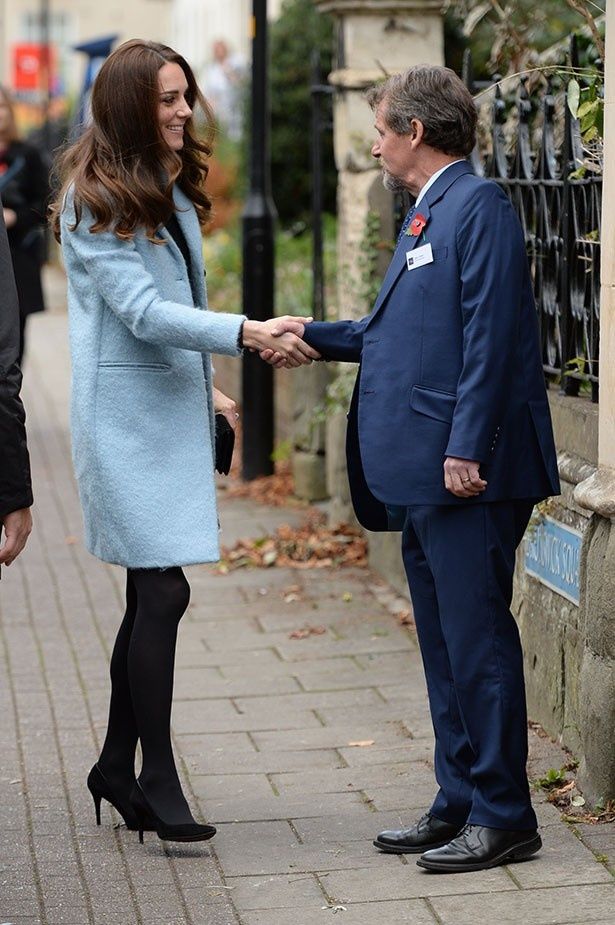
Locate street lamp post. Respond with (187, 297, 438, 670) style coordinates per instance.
(40, 0, 52, 154)
(241, 0, 276, 480)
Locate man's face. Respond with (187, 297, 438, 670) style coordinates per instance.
(371, 100, 414, 192)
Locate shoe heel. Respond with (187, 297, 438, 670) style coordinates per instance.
(129, 784, 149, 844)
(136, 811, 145, 844)
(91, 791, 102, 826)
(87, 770, 103, 825)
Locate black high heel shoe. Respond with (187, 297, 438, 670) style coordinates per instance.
(130, 781, 217, 844)
(87, 763, 143, 831)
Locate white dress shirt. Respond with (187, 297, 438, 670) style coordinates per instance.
(414, 159, 465, 209)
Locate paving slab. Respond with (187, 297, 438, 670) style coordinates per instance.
(430, 882, 615, 925)
(319, 862, 517, 901)
(240, 900, 438, 925)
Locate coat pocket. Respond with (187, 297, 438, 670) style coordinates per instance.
(97, 362, 171, 371)
(410, 385, 457, 423)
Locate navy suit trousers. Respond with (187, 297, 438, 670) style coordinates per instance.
(401, 500, 537, 831)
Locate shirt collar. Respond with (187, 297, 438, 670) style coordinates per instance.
(414, 159, 465, 209)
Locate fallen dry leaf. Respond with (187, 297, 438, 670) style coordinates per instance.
(225, 461, 306, 508)
(288, 625, 327, 640)
(217, 513, 368, 573)
(397, 610, 414, 626)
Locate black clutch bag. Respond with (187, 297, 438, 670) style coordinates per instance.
(215, 413, 235, 475)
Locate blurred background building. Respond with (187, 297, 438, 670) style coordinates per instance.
(0, 0, 284, 139)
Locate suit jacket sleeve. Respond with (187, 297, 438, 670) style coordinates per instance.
(302, 318, 367, 363)
(445, 184, 526, 463)
(0, 205, 33, 517)
(61, 195, 245, 356)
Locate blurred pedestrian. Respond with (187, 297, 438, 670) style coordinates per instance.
(202, 39, 245, 141)
(50, 39, 316, 847)
(0, 85, 48, 365)
(0, 205, 33, 572)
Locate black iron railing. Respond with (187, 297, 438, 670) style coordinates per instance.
(463, 42, 601, 402)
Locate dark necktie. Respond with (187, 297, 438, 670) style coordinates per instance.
(397, 205, 416, 245)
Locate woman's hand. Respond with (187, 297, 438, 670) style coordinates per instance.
(213, 387, 239, 430)
(241, 316, 320, 368)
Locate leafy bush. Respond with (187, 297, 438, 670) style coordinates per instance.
(268, 0, 336, 223)
(203, 214, 337, 317)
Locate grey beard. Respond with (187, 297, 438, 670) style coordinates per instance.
(381, 170, 407, 193)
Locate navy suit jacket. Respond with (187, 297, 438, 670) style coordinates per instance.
(303, 161, 560, 531)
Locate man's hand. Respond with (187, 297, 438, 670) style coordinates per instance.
(257, 317, 322, 368)
(242, 316, 320, 368)
(443, 457, 487, 498)
(213, 387, 239, 430)
(0, 507, 33, 566)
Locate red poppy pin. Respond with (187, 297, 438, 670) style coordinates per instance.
(407, 213, 427, 237)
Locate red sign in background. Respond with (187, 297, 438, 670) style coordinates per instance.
(12, 43, 56, 91)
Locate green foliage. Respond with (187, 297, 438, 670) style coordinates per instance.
(311, 209, 391, 426)
(271, 439, 293, 463)
(269, 0, 336, 222)
(203, 214, 337, 317)
(445, 0, 583, 77)
(445, 0, 604, 79)
(357, 211, 386, 310)
(312, 364, 357, 425)
(567, 74, 604, 145)
(534, 767, 568, 790)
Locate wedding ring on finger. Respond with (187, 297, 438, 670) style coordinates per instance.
(461, 477, 472, 483)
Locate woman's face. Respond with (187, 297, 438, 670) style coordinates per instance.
(157, 62, 192, 151)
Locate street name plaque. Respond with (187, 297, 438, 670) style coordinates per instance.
(524, 515, 582, 605)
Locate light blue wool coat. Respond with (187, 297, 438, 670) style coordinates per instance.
(60, 185, 245, 568)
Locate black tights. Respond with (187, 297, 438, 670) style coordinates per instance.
(98, 567, 193, 824)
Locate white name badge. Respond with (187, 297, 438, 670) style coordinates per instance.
(406, 242, 433, 271)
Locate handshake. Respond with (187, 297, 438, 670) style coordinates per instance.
(242, 317, 320, 368)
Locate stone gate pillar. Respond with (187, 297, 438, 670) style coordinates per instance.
(572, 2, 615, 803)
(313, 0, 445, 525)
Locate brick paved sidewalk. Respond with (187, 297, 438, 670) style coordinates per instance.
(1, 298, 613, 925)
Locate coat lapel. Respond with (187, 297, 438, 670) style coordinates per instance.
(368, 161, 474, 324)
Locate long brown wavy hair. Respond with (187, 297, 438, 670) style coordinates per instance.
(50, 39, 215, 241)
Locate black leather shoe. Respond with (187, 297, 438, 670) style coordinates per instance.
(373, 813, 463, 854)
(417, 824, 542, 872)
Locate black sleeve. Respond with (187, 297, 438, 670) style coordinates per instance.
(0, 205, 33, 516)
(12, 144, 50, 234)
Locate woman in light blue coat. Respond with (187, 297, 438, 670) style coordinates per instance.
(51, 39, 317, 845)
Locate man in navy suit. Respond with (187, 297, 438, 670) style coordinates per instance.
(266, 65, 560, 873)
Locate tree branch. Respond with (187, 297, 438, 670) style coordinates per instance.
(566, 0, 605, 60)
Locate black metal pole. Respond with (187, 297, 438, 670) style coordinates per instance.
(40, 0, 52, 155)
(241, 0, 276, 480)
(311, 50, 325, 323)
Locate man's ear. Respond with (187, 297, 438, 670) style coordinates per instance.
(409, 118, 425, 145)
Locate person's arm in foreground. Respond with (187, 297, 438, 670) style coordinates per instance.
(0, 205, 33, 568)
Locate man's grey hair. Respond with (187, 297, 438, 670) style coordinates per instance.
(366, 65, 477, 158)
